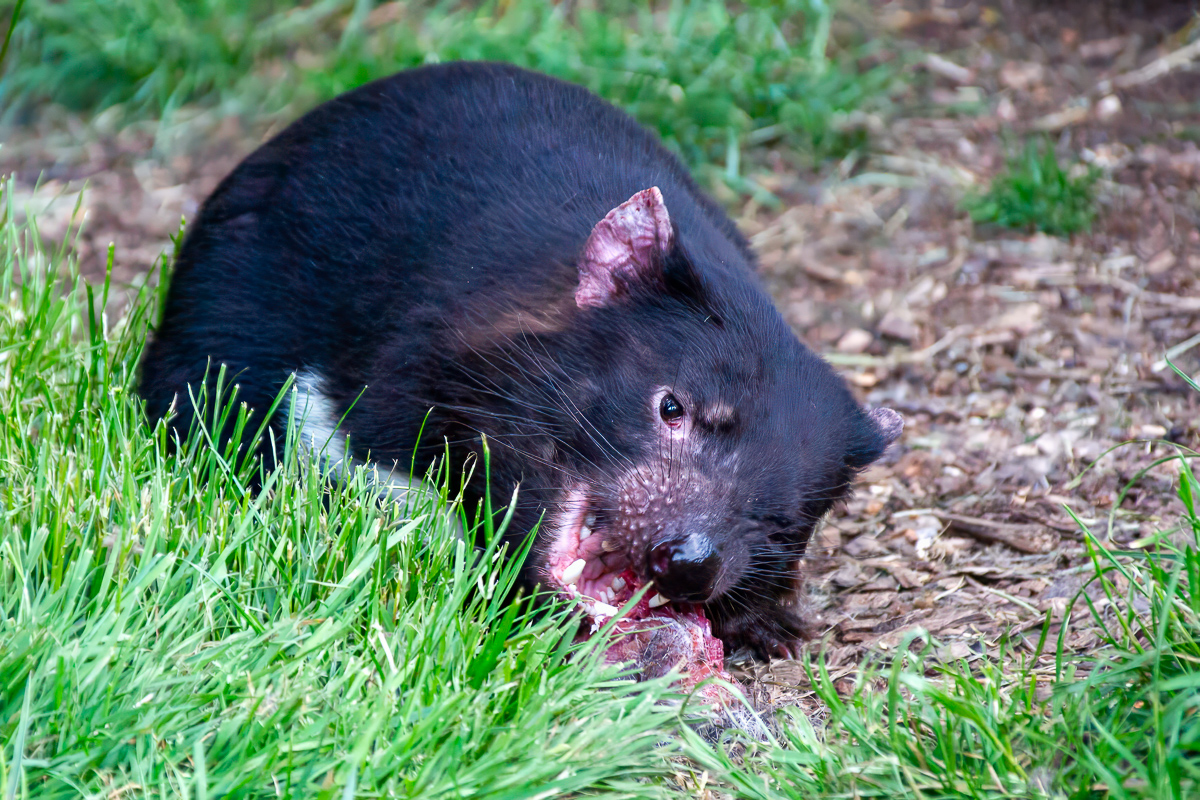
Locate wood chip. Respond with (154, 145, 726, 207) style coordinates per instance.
(924, 53, 975, 84)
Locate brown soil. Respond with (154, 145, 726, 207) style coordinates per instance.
(2, 0, 1198, 710)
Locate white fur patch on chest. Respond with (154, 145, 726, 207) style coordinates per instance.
(289, 371, 351, 467)
(288, 370, 463, 538)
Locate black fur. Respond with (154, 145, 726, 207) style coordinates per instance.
(140, 62, 897, 659)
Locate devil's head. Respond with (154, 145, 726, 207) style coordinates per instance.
(503, 187, 903, 660)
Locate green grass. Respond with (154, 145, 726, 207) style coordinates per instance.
(0, 181, 690, 798)
(0, 0, 895, 183)
(964, 138, 1101, 237)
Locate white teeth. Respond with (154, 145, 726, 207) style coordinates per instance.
(561, 558, 586, 585)
(579, 513, 597, 541)
(568, 584, 578, 595)
(611, 576, 626, 592)
(648, 593, 669, 609)
(592, 601, 618, 617)
(604, 588, 615, 603)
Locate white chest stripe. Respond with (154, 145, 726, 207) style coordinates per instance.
(288, 371, 464, 539)
(289, 371, 350, 467)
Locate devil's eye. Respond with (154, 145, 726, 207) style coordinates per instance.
(659, 394, 685, 424)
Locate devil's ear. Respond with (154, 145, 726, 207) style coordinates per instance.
(845, 407, 904, 469)
(576, 187, 673, 308)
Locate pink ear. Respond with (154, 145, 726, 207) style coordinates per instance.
(576, 187, 673, 308)
(868, 407, 904, 446)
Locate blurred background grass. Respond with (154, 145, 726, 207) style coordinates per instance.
(0, 0, 898, 190)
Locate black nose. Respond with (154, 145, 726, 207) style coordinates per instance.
(648, 535, 721, 603)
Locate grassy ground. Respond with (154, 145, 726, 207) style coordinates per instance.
(0, 184, 696, 797)
(3, 189, 1197, 796)
(3, 1, 1200, 798)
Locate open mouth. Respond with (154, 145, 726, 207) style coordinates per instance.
(543, 487, 730, 696)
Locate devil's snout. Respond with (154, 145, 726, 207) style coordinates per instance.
(648, 533, 721, 602)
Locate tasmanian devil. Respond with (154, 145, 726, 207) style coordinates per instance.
(139, 61, 902, 680)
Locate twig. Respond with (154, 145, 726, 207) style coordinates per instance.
(904, 324, 973, 364)
(923, 53, 974, 85)
(1030, 28, 1200, 132)
(891, 509, 1052, 554)
(1097, 36, 1200, 94)
(824, 324, 974, 369)
(1106, 274, 1200, 312)
(1152, 332, 1200, 373)
(964, 576, 1042, 614)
